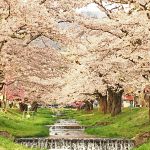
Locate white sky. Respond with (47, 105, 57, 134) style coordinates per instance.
(75, 1, 130, 19)
(76, 3, 108, 19)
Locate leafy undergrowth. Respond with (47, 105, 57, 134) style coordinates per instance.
(0, 136, 38, 150)
(63, 108, 150, 139)
(0, 108, 56, 138)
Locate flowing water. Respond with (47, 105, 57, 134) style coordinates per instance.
(49, 119, 91, 138)
(15, 119, 135, 150)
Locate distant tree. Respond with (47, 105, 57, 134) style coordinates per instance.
(0, 70, 4, 91)
(143, 85, 150, 122)
(19, 101, 28, 112)
(30, 101, 38, 112)
(93, 84, 124, 116)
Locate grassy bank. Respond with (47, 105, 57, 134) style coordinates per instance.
(63, 108, 150, 139)
(1, 108, 150, 149)
(134, 141, 150, 150)
(0, 136, 38, 150)
(0, 108, 56, 137)
(63, 108, 150, 149)
(0, 108, 56, 150)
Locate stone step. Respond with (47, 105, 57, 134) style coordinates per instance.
(15, 137, 135, 150)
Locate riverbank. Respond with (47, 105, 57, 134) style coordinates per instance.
(0, 136, 38, 150)
(62, 108, 150, 149)
(0, 108, 56, 137)
(63, 108, 150, 138)
(134, 141, 150, 150)
(0, 108, 56, 150)
(1, 108, 150, 150)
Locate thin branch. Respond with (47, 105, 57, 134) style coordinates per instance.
(4, 0, 11, 20)
(24, 33, 42, 46)
(82, 24, 123, 39)
(39, 0, 47, 5)
(58, 20, 72, 23)
(76, 31, 85, 38)
(9, 25, 27, 39)
(118, 54, 136, 64)
(80, 92, 95, 96)
(94, 0, 111, 19)
(0, 40, 7, 52)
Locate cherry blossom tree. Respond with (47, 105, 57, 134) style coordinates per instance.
(0, 0, 150, 114)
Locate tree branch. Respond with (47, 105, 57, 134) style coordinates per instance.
(24, 33, 42, 46)
(39, 0, 47, 5)
(82, 23, 124, 39)
(94, 0, 111, 19)
(4, 0, 11, 20)
(0, 40, 7, 52)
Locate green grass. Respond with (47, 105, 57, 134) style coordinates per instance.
(0, 136, 37, 150)
(0, 108, 56, 137)
(1, 107, 150, 149)
(0, 108, 56, 150)
(62, 108, 150, 139)
(133, 141, 150, 150)
(63, 108, 150, 149)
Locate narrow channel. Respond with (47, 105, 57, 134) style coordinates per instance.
(15, 118, 135, 150)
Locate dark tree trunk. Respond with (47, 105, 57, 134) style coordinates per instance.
(19, 102, 28, 112)
(89, 100, 94, 111)
(30, 101, 38, 112)
(143, 86, 150, 123)
(84, 101, 90, 111)
(0, 70, 4, 91)
(111, 91, 122, 116)
(100, 95, 107, 114)
(0, 83, 4, 91)
(94, 90, 107, 114)
(107, 91, 113, 113)
(107, 84, 124, 116)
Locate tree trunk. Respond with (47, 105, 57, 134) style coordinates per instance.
(102, 95, 107, 114)
(143, 86, 150, 123)
(107, 84, 124, 116)
(111, 92, 122, 116)
(107, 91, 113, 113)
(149, 99, 150, 123)
(0, 70, 4, 91)
(84, 101, 92, 111)
(96, 93, 107, 114)
(30, 101, 38, 112)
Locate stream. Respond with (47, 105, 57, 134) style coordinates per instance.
(15, 118, 135, 150)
